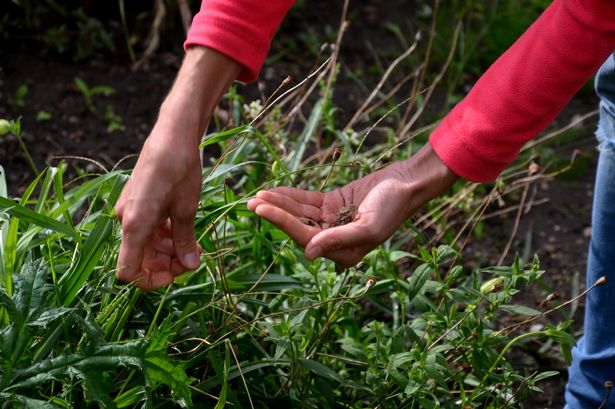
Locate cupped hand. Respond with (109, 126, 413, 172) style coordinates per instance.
(247, 144, 458, 267)
(115, 126, 203, 291)
(248, 162, 416, 267)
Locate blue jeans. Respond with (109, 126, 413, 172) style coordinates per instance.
(565, 53, 615, 408)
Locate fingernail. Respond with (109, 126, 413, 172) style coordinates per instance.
(306, 245, 322, 260)
(183, 251, 200, 269)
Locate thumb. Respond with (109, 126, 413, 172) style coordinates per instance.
(305, 219, 379, 260)
(171, 215, 200, 270)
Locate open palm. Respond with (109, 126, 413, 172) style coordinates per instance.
(248, 161, 418, 267)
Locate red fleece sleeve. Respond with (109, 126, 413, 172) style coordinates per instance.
(429, 0, 615, 182)
(185, 0, 294, 82)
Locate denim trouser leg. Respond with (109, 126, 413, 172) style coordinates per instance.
(565, 53, 615, 408)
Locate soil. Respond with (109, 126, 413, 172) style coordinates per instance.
(0, 1, 601, 407)
(333, 204, 358, 226)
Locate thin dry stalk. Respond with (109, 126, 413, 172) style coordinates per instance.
(344, 42, 418, 130)
(398, 20, 461, 139)
(496, 182, 530, 266)
(176, 0, 192, 34)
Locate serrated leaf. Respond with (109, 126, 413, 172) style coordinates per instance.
(28, 308, 73, 328)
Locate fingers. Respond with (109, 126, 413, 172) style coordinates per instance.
(264, 187, 324, 207)
(116, 202, 160, 285)
(252, 203, 321, 246)
(170, 217, 200, 270)
(135, 269, 175, 291)
(248, 191, 322, 220)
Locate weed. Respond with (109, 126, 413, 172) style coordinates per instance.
(8, 84, 28, 111)
(73, 77, 115, 114)
(104, 105, 123, 133)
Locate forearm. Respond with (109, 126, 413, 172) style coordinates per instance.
(156, 46, 242, 145)
(430, 0, 615, 182)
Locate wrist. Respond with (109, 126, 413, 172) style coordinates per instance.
(156, 47, 242, 144)
(402, 142, 459, 214)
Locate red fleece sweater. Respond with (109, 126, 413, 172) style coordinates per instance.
(186, 0, 615, 182)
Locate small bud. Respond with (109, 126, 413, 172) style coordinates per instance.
(366, 278, 376, 290)
(0, 119, 10, 136)
(596, 276, 608, 286)
(605, 380, 613, 391)
(480, 276, 505, 295)
(471, 330, 479, 339)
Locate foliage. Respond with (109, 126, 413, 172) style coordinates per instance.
(0, 1, 583, 407)
(0, 61, 578, 407)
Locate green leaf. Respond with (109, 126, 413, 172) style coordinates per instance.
(289, 99, 323, 173)
(0, 393, 58, 408)
(406, 264, 432, 301)
(298, 358, 342, 383)
(200, 125, 249, 148)
(0, 197, 78, 238)
(213, 340, 231, 409)
(533, 370, 560, 382)
(500, 304, 542, 317)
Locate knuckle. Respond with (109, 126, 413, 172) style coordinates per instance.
(326, 235, 345, 251)
(120, 212, 141, 234)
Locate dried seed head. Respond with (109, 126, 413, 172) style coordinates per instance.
(528, 161, 540, 175)
(366, 278, 376, 290)
(471, 330, 479, 339)
(605, 380, 613, 391)
(596, 276, 608, 286)
(332, 147, 343, 163)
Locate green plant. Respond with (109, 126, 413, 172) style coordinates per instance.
(8, 84, 28, 111)
(73, 77, 115, 114)
(104, 105, 123, 133)
(0, 117, 38, 175)
(0, 2, 590, 406)
(36, 111, 52, 122)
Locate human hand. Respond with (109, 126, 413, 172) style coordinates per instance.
(115, 122, 203, 290)
(247, 144, 458, 267)
(114, 47, 241, 290)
